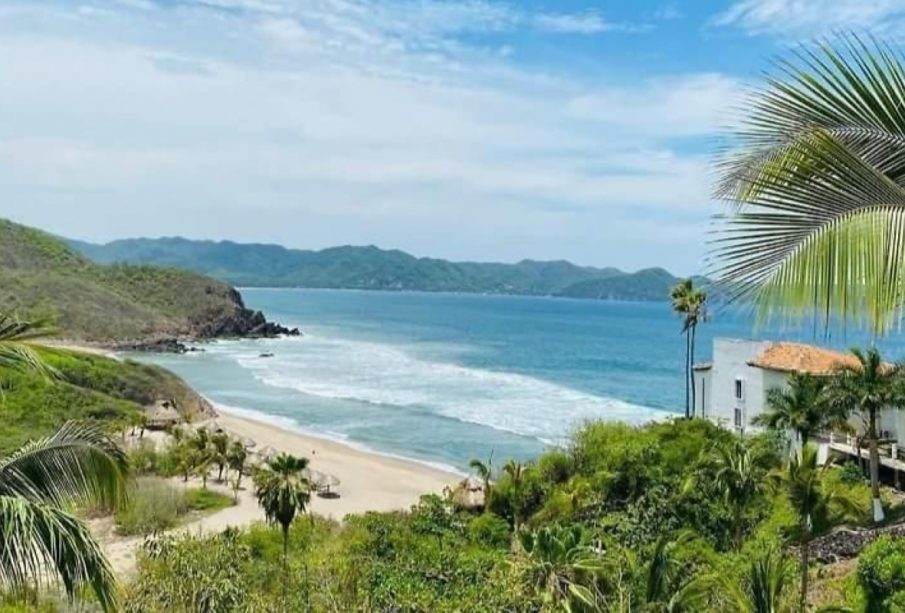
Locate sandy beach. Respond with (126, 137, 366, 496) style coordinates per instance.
(212, 409, 459, 518)
(96, 406, 461, 576)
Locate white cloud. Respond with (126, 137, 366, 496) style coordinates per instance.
(0, 1, 725, 272)
(716, 0, 905, 37)
(534, 12, 611, 35)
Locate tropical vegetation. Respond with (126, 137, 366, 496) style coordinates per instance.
(671, 278, 708, 417)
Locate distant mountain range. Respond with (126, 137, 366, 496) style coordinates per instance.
(68, 236, 707, 302)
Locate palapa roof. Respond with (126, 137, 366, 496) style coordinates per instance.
(748, 342, 860, 376)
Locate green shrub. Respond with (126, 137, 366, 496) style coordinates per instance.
(116, 478, 188, 536)
(184, 487, 233, 512)
(468, 513, 511, 549)
(858, 536, 905, 611)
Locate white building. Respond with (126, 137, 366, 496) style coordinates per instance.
(692, 338, 905, 441)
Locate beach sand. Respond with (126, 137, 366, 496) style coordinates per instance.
(97, 408, 461, 576)
(213, 410, 459, 518)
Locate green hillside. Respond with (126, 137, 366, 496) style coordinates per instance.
(0, 347, 213, 453)
(70, 236, 699, 300)
(1, 219, 287, 341)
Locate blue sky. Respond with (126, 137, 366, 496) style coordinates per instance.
(2, 1, 904, 273)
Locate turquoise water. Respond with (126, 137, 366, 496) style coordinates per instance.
(132, 289, 905, 471)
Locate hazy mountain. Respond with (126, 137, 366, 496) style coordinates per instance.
(69, 236, 704, 301)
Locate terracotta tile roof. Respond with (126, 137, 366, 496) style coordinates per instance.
(748, 342, 860, 375)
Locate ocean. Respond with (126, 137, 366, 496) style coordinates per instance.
(131, 289, 905, 472)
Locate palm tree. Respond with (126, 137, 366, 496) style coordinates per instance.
(709, 442, 764, 548)
(0, 314, 128, 610)
(211, 431, 230, 482)
(0, 421, 129, 612)
(721, 546, 792, 613)
(0, 312, 56, 377)
(468, 452, 493, 510)
(502, 460, 526, 532)
(713, 36, 905, 335)
(824, 347, 905, 523)
(754, 373, 847, 455)
(671, 279, 707, 418)
(642, 533, 709, 612)
(253, 453, 311, 595)
(770, 445, 864, 612)
(226, 440, 248, 489)
(517, 525, 604, 611)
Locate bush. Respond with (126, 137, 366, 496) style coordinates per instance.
(858, 536, 905, 611)
(184, 487, 233, 512)
(116, 478, 187, 536)
(468, 514, 511, 549)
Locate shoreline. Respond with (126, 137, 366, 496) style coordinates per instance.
(209, 407, 460, 518)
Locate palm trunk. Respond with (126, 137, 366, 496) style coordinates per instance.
(799, 531, 810, 612)
(684, 330, 691, 418)
(868, 409, 884, 523)
(689, 324, 697, 418)
(282, 525, 289, 601)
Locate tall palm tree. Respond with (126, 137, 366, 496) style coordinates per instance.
(770, 445, 863, 612)
(468, 452, 493, 510)
(517, 525, 604, 611)
(824, 347, 904, 523)
(713, 36, 905, 335)
(0, 421, 129, 612)
(754, 373, 847, 454)
(253, 453, 311, 595)
(671, 279, 708, 418)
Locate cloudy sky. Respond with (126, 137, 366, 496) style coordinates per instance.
(2, 1, 901, 273)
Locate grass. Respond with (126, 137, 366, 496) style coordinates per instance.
(185, 487, 234, 513)
(116, 477, 234, 537)
(0, 348, 209, 453)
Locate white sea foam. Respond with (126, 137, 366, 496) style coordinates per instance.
(215, 333, 668, 442)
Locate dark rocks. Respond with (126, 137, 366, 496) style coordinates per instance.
(804, 522, 905, 564)
(190, 306, 300, 339)
(115, 338, 194, 354)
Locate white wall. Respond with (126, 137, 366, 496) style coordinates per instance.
(696, 339, 773, 434)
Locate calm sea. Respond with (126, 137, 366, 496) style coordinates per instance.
(131, 289, 905, 472)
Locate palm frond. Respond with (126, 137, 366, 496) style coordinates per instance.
(0, 495, 118, 612)
(714, 36, 905, 334)
(0, 314, 57, 379)
(0, 421, 129, 508)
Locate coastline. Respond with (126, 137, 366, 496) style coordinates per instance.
(209, 407, 459, 518)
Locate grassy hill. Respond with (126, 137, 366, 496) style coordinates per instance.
(70, 236, 701, 300)
(1, 219, 288, 341)
(0, 347, 213, 453)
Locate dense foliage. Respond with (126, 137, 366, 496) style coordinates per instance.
(125, 418, 894, 612)
(70, 236, 706, 300)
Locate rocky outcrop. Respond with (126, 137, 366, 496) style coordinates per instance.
(805, 522, 905, 563)
(189, 288, 301, 339)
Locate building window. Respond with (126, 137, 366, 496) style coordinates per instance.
(734, 378, 744, 400)
(734, 408, 742, 428)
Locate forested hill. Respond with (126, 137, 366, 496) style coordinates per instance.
(0, 219, 292, 341)
(69, 236, 706, 301)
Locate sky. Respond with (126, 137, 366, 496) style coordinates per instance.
(3, 1, 904, 274)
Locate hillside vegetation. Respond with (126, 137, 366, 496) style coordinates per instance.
(124, 419, 898, 612)
(0, 347, 211, 453)
(70, 236, 701, 300)
(1, 219, 281, 340)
